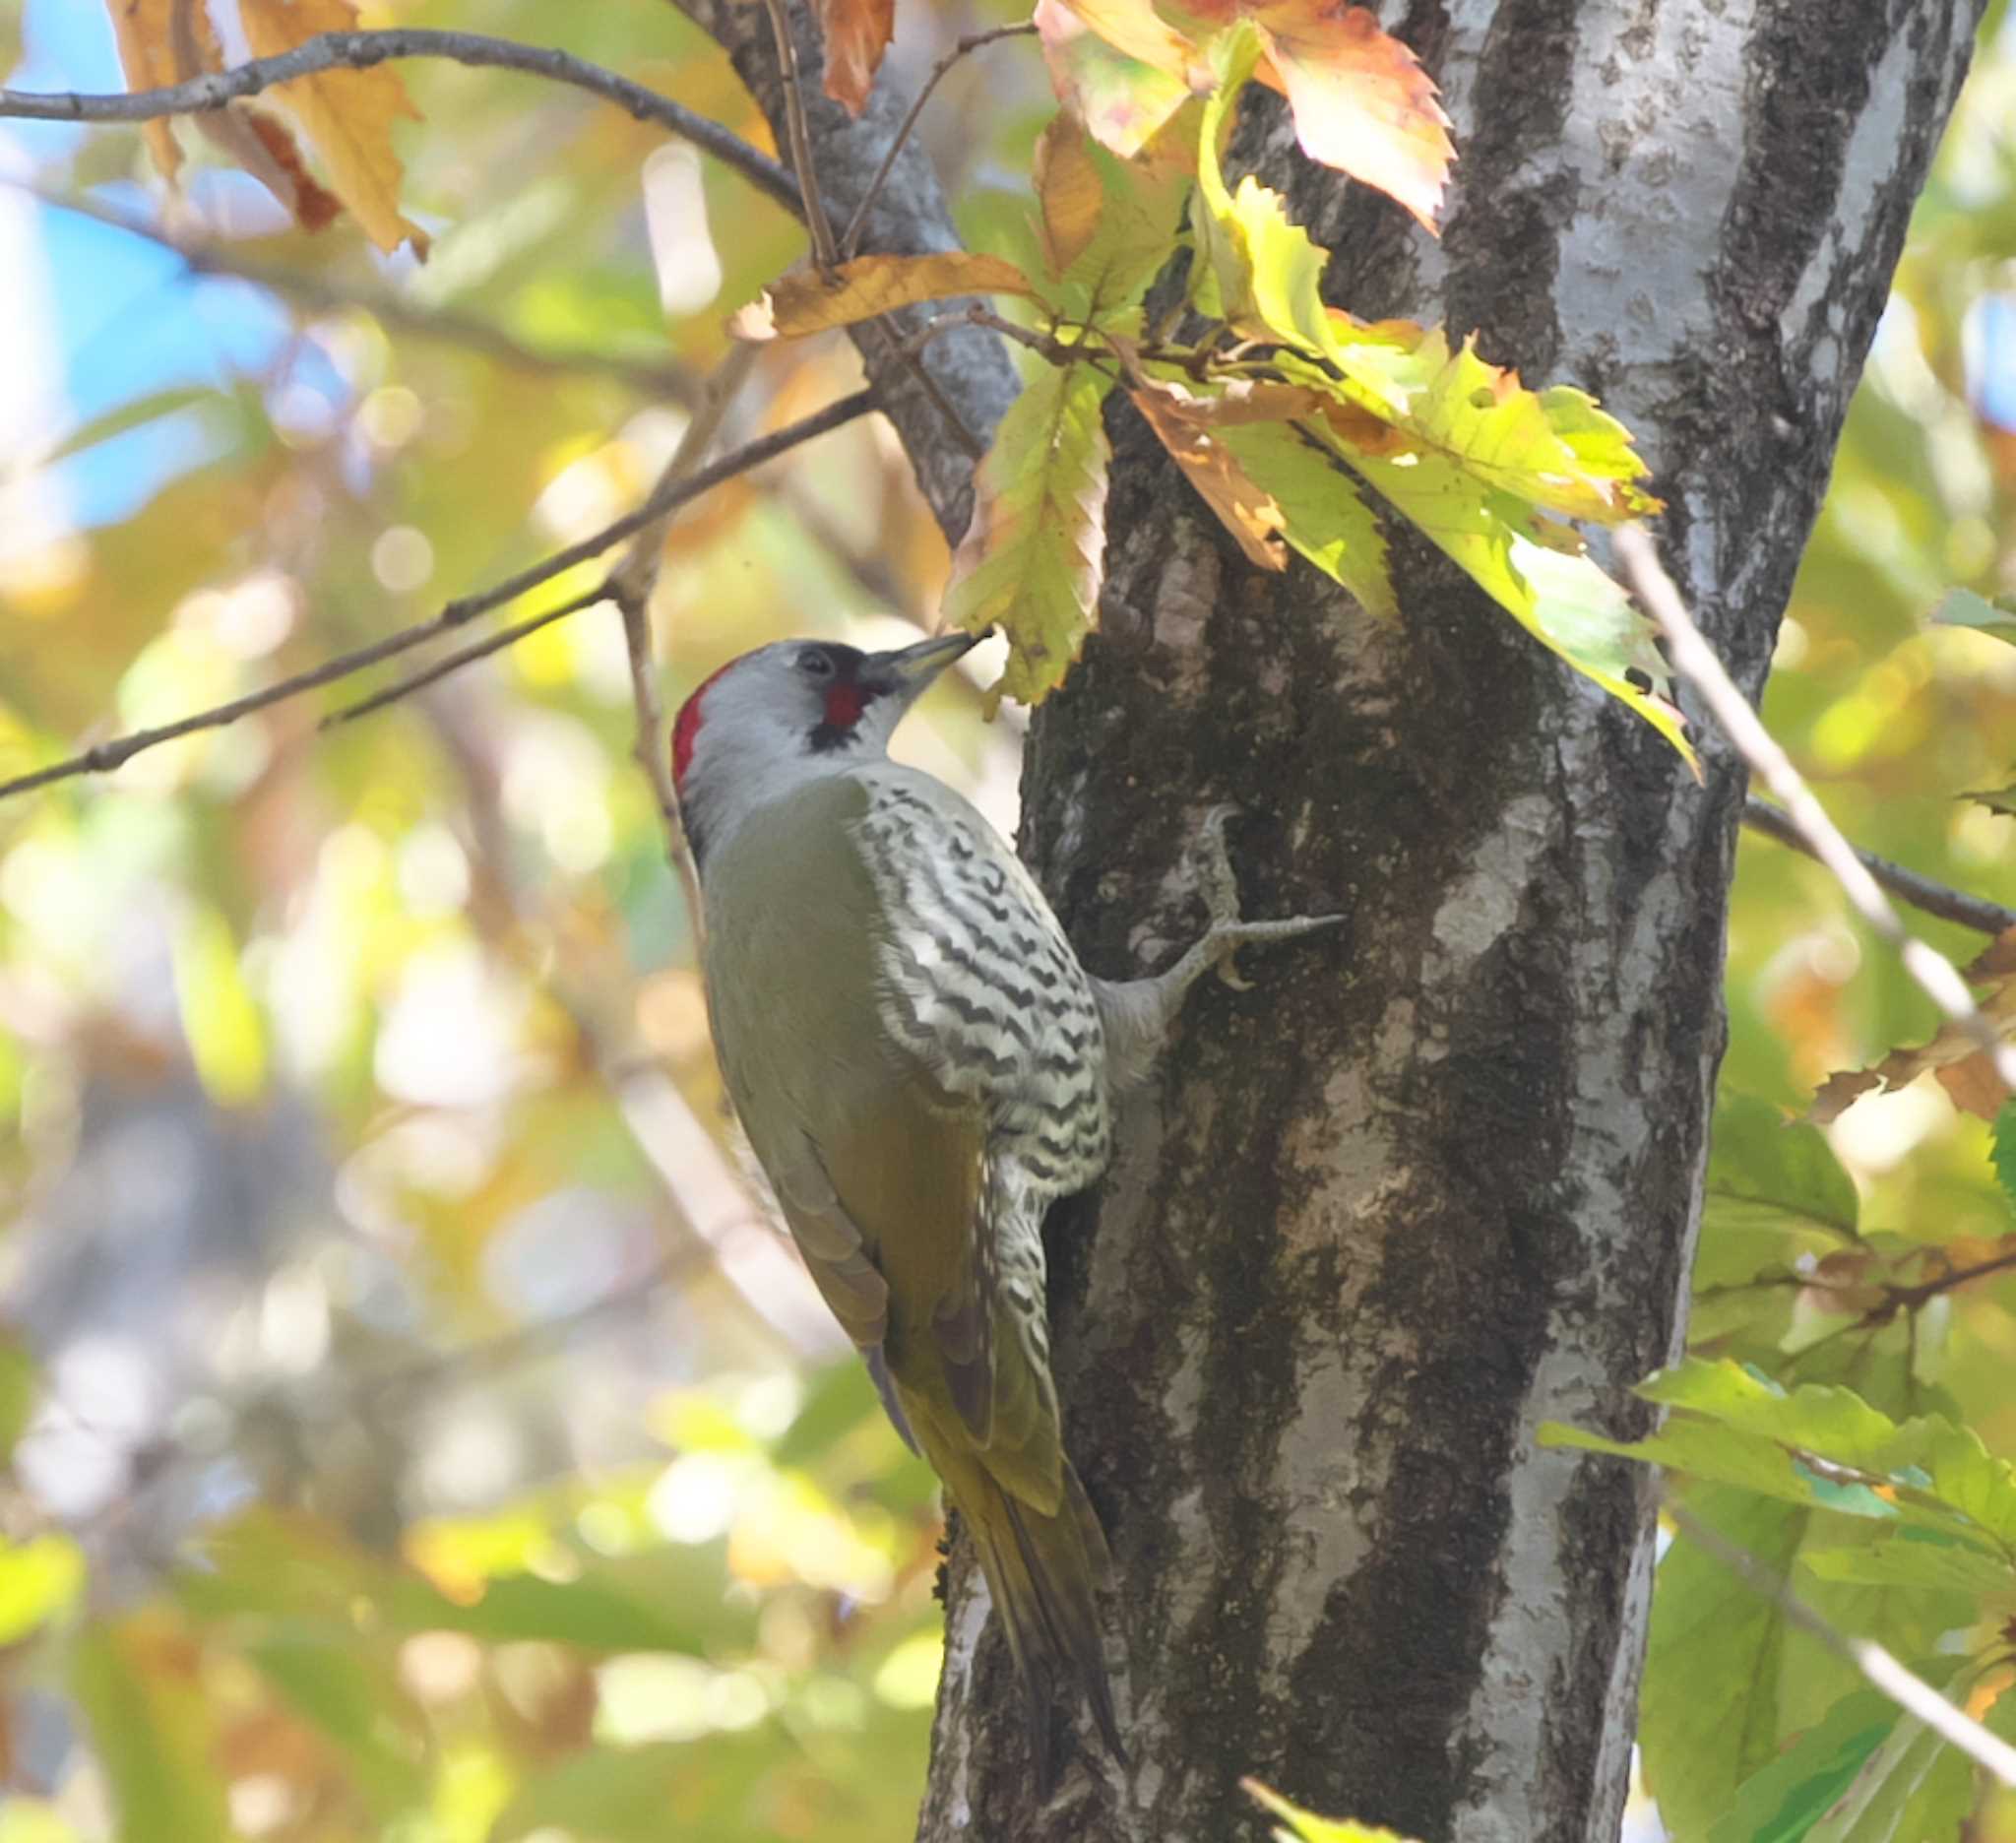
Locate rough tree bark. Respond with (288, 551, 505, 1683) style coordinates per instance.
(683, 2, 1985, 1839)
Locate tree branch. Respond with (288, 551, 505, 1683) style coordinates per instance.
(839, 24, 1037, 260)
(661, 0, 1016, 537)
(0, 29, 797, 215)
(1666, 1500, 2016, 1788)
(1617, 524, 2016, 1095)
(1739, 795, 2016, 937)
(0, 388, 879, 803)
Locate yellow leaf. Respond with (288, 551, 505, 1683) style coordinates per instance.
(1244, 1779, 1428, 1843)
(731, 252, 1039, 341)
(237, 0, 427, 255)
(1036, 113, 1107, 281)
(944, 361, 1114, 708)
(1036, 0, 1192, 160)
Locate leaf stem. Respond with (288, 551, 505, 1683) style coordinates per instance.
(838, 22, 1038, 261)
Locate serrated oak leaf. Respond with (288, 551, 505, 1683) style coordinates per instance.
(1035, 114, 1107, 280)
(1058, 0, 1451, 226)
(1236, 0, 1452, 232)
(732, 252, 1040, 341)
(815, 0, 896, 114)
(1044, 116, 1196, 321)
(1213, 420, 1395, 617)
(1036, 0, 1194, 159)
(238, 0, 427, 254)
(943, 363, 1114, 708)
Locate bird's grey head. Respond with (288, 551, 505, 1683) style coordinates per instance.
(671, 630, 980, 869)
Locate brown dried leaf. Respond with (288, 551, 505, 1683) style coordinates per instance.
(1126, 378, 1289, 570)
(1810, 926, 2016, 1124)
(731, 252, 1038, 341)
(815, 0, 896, 114)
(104, 0, 223, 181)
(238, 0, 427, 254)
(1035, 113, 1105, 280)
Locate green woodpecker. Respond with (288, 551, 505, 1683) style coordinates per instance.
(672, 630, 1338, 1783)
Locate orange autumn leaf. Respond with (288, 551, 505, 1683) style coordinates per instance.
(237, 0, 427, 255)
(1126, 377, 1291, 570)
(1050, 0, 1452, 228)
(815, 0, 896, 114)
(1236, 0, 1452, 232)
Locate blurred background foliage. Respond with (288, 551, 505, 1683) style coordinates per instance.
(0, 0, 2010, 1840)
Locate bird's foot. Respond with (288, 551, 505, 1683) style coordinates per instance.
(1094, 805, 1344, 1091)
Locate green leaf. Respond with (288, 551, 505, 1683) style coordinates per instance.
(1992, 1100, 2016, 1211)
(1703, 1093, 1860, 1249)
(72, 1619, 234, 1843)
(39, 386, 216, 467)
(1046, 118, 1196, 323)
(943, 357, 1115, 707)
(1641, 1488, 1812, 1835)
(1799, 1531, 2016, 1599)
(1330, 441, 1695, 763)
(1806, 1710, 1954, 1843)
(1243, 1778, 1427, 1843)
(1191, 26, 1335, 355)
(1697, 1686, 1895, 1843)
(1212, 419, 1396, 616)
(1933, 586, 2016, 647)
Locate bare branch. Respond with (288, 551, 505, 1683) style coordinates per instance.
(0, 29, 798, 215)
(28, 189, 696, 400)
(320, 584, 611, 729)
(1666, 1500, 2016, 1788)
(1616, 524, 2016, 1096)
(0, 388, 879, 803)
(1740, 795, 2016, 937)
(759, 0, 838, 271)
(839, 23, 1038, 261)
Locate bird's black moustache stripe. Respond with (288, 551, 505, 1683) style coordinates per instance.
(808, 715, 873, 754)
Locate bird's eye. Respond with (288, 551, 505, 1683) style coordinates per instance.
(796, 650, 835, 678)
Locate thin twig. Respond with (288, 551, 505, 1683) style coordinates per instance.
(1666, 1500, 2016, 1787)
(606, 344, 762, 921)
(758, 0, 838, 271)
(0, 29, 797, 214)
(1615, 524, 2016, 1096)
(1740, 795, 2016, 937)
(27, 189, 695, 400)
(0, 389, 879, 801)
(321, 584, 610, 727)
(839, 22, 1038, 260)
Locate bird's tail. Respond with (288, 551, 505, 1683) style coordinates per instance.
(938, 1444, 1125, 1790)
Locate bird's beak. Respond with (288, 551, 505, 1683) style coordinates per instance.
(867, 628, 988, 697)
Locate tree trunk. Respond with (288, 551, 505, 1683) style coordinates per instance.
(674, 0, 1985, 1835)
(917, 4, 1984, 1841)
